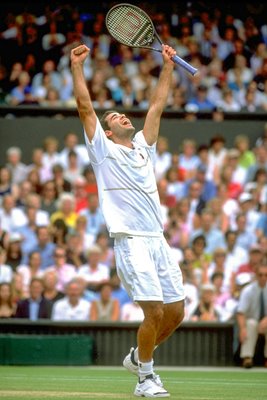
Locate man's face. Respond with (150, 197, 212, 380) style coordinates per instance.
(30, 281, 43, 300)
(256, 266, 267, 288)
(105, 112, 135, 140)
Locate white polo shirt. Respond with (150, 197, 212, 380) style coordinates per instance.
(84, 118, 163, 237)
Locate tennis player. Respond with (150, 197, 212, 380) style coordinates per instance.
(71, 44, 185, 398)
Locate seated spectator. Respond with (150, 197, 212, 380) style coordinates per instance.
(0, 282, 16, 318)
(207, 247, 232, 293)
(211, 271, 233, 321)
(186, 84, 215, 111)
(224, 230, 249, 277)
(51, 278, 91, 321)
(234, 212, 258, 250)
(0, 194, 27, 233)
(52, 164, 72, 194)
(0, 246, 13, 283)
(59, 131, 88, 170)
(109, 269, 131, 308)
(191, 233, 212, 286)
(154, 136, 172, 182)
(179, 139, 200, 181)
(8, 71, 32, 106)
(15, 277, 52, 320)
(208, 134, 227, 185)
(31, 59, 62, 94)
(42, 136, 60, 173)
(16, 250, 44, 297)
(5, 233, 24, 272)
(46, 246, 76, 293)
(234, 135, 256, 170)
(121, 301, 144, 322)
(191, 283, 221, 321)
(183, 164, 217, 203)
(0, 166, 19, 203)
(180, 262, 199, 321)
(5, 146, 28, 185)
(40, 180, 58, 216)
(25, 225, 56, 270)
(234, 244, 265, 282)
(237, 192, 261, 233)
(70, 217, 95, 256)
(79, 193, 106, 241)
(95, 230, 114, 269)
(206, 197, 229, 233)
(50, 192, 78, 230)
(90, 282, 120, 321)
(72, 177, 88, 213)
(77, 244, 109, 292)
(63, 150, 83, 185)
(27, 147, 53, 185)
(42, 270, 64, 305)
(236, 264, 267, 368)
(216, 88, 241, 111)
(191, 208, 226, 254)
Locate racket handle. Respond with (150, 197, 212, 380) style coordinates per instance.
(172, 54, 198, 76)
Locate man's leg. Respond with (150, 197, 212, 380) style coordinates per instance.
(155, 300, 184, 346)
(133, 300, 170, 397)
(137, 301, 164, 362)
(240, 319, 259, 367)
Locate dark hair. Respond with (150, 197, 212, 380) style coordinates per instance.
(99, 110, 117, 131)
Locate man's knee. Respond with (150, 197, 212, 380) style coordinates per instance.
(164, 300, 185, 327)
(139, 301, 164, 326)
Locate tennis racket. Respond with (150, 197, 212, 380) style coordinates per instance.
(106, 3, 198, 76)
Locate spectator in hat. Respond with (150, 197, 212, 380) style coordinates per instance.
(5, 232, 23, 272)
(238, 192, 261, 234)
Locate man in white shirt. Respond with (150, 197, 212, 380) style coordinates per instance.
(52, 278, 91, 321)
(71, 43, 184, 398)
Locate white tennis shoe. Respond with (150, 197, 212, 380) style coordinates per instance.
(123, 347, 163, 387)
(134, 376, 170, 398)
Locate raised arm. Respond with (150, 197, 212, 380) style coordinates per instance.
(71, 45, 97, 141)
(143, 45, 176, 145)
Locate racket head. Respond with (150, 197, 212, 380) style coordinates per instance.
(106, 3, 156, 48)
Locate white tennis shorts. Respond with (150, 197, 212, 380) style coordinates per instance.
(114, 235, 184, 303)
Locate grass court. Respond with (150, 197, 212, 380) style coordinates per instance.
(0, 366, 266, 400)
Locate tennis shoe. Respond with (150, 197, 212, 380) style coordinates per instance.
(123, 347, 163, 387)
(134, 376, 170, 398)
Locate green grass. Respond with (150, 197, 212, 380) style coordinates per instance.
(0, 366, 266, 400)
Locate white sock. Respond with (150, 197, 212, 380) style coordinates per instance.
(134, 346, 157, 364)
(138, 360, 153, 382)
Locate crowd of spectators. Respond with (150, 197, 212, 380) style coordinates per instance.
(0, 123, 266, 323)
(0, 3, 266, 327)
(0, 2, 266, 113)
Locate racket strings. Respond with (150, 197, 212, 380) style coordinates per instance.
(106, 6, 154, 47)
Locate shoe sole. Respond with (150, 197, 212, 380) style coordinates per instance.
(134, 390, 170, 398)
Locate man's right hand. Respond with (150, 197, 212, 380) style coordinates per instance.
(71, 45, 90, 65)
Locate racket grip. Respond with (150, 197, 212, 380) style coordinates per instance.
(172, 54, 198, 76)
